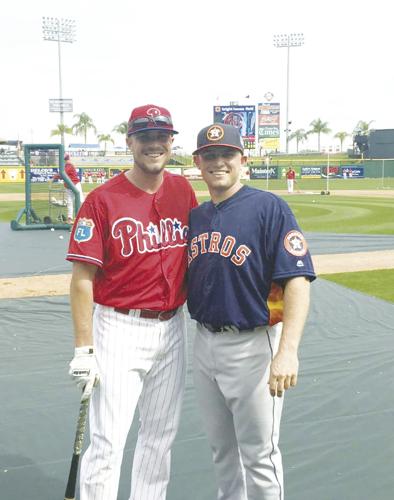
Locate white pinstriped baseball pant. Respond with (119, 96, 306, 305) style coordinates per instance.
(193, 322, 284, 500)
(80, 304, 186, 500)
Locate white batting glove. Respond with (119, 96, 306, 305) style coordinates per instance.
(69, 345, 99, 401)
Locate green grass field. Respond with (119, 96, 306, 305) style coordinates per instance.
(0, 177, 393, 194)
(321, 269, 394, 303)
(1, 181, 393, 234)
(190, 177, 394, 192)
(1, 179, 393, 303)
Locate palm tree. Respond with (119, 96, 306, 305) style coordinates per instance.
(308, 118, 331, 152)
(113, 121, 129, 153)
(334, 131, 349, 152)
(72, 113, 97, 144)
(112, 121, 128, 136)
(97, 133, 114, 154)
(353, 120, 374, 136)
(288, 129, 307, 153)
(50, 124, 73, 140)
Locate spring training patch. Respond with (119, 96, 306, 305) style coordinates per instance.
(284, 230, 308, 257)
(74, 218, 95, 243)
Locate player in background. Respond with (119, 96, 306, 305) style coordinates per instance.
(66, 104, 197, 500)
(285, 165, 296, 193)
(187, 123, 316, 500)
(52, 154, 84, 223)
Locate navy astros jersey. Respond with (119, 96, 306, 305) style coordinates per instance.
(187, 185, 316, 330)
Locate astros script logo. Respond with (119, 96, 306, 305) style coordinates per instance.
(284, 230, 308, 257)
(206, 125, 224, 142)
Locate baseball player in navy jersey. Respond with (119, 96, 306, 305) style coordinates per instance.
(66, 104, 197, 500)
(187, 123, 316, 500)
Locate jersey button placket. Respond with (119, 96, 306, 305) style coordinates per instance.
(208, 207, 223, 323)
(154, 194, 170, 309)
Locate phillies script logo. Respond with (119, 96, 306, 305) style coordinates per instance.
(112, 217, 188, 256)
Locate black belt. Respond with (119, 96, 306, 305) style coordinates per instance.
(199, 323, 257, 334)
(114, 307, 178, 321)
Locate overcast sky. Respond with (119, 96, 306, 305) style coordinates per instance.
(1, 0, 393, 153)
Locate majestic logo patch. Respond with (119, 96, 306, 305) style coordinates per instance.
(74, 218, 95, 243)
(206, 125, 224, 142)
(284, 230, 308, 257)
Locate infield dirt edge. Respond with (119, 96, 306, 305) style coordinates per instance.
(1, 250, 393, 299)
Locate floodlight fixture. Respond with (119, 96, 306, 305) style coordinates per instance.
(42, 17, 76, 146)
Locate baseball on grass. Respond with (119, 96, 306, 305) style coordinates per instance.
(59, 235, 64, 239)
(50, 227, 55, 231)
(312, 200, 316, 203)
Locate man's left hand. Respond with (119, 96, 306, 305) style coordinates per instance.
(268, 350, 299, 398)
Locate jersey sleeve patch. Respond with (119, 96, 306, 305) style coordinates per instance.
(283, 230, 308, 257)
(74, 218, 95, 243)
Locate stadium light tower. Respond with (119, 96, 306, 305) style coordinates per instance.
(42, 17, 76, 146)
(273, 33, 304, 154)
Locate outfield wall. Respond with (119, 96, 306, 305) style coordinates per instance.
(248, 160, 394, 180)
(1, 159, 393, 183)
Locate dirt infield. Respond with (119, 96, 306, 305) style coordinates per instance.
(1, 249, 393, 299)
(0, 188, 392, 299)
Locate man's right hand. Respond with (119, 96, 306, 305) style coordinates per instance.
(69, 346, 99, 401)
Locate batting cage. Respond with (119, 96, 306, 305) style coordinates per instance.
(10, 144, 82, 230)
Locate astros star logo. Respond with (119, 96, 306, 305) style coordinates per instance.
(207, 125, 224, 142)
(284, 230, 308, 257)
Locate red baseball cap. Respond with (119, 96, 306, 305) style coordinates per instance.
(127, 104, 178, 136)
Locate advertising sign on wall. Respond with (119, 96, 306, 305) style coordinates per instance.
(301, 166, 321, 178)
(213, 105, 256, 149)
(258, 102, 280, 152)
(341, 166, 365, 178)
(30, 168, 58, 183)
(249, 166, 278, 179)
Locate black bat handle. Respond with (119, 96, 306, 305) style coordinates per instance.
(64, 396, 90, 500)
(64, 453, 80, 500)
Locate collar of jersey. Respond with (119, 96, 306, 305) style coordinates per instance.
(211, 184, 248, 208)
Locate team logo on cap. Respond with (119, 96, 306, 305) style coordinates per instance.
(284, 230, 308, 257)
(146, 107, 161, 117)
(206, 125, 224, 142)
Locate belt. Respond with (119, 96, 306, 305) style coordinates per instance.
(114, 307, 178, 321)
(199, 323, 257, 334)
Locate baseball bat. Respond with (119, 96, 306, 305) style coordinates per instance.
(64, 395, 90, 500)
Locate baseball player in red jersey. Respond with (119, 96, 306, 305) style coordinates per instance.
(285, 166, 296, 193)
(66, 104, 197, 500)
(53, 154, 84, 223)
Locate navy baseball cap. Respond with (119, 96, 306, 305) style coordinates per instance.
(127, 104, 178, 136)
(193, 123, 244, 155)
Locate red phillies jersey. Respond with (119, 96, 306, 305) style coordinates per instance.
(54, 162, 80, 185)
(67, 171, 198, 310)
(286, 169, 296, 180)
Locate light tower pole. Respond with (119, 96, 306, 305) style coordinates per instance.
(42, 17, 76, 146)
(273, 33, 304, 154)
